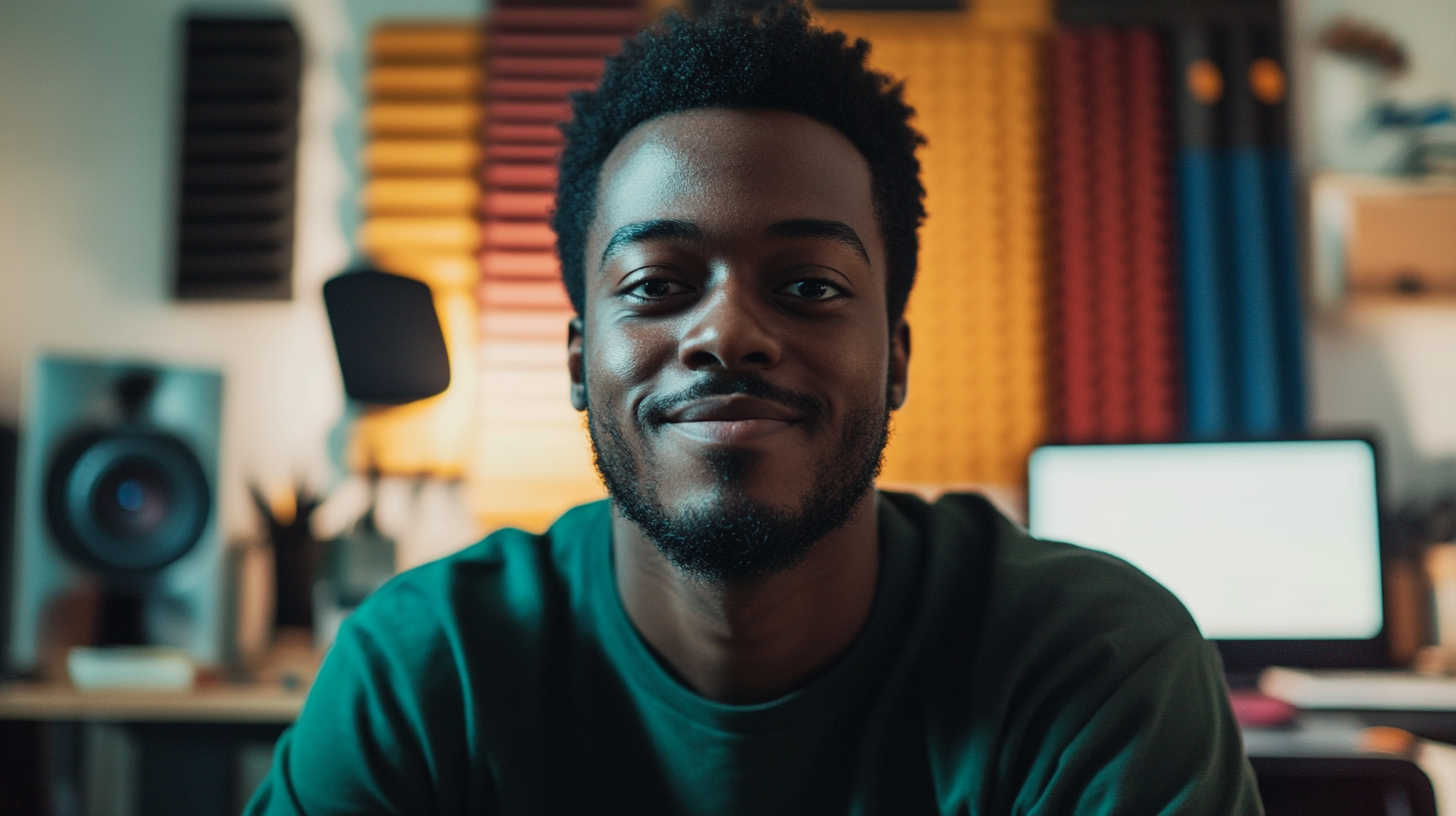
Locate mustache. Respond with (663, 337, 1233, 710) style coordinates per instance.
(639, 374, 828, 428)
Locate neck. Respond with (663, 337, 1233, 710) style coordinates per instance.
(611, 489, 881, 704)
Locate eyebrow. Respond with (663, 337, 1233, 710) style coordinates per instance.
(763, 219, 870, 264)
(596, 217, 871, 269)
(599, 219, 701, 268)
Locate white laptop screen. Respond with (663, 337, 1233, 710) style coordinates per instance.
(1027, 440, 1383, 641)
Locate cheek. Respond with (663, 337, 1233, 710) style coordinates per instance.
(585, 323, 676, 409)
(825, 332, 891, 401)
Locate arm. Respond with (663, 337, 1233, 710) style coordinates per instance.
(245, 588, 483, 815)
(1013, 631, 1262, 816)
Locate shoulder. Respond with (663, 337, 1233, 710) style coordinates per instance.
(883, 490, 1200, 680)
(885, 493, 1257, 813)
(340, 499, 612, 667)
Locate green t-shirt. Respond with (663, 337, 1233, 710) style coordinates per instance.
(247, 492, 1262, 815)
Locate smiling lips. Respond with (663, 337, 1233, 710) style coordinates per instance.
(663, 395, 802, 444)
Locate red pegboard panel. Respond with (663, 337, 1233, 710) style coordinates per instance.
(489, 78, 597, 100)
(1087, 28, 1135, 442)
(482, 221, 556, 249)
(491, 7, 642, 33)
(485, 123, 566, 144)
(1049, 26, 1181, 444)
(491, 33, 629, 55)
(487, 143, 563, 162)
(1124, 28, 1179, 440)
(490, 100, 575, 124)
(490, 56, 607, 80)
(484, 163, 559, 189)
(1050, 30, 1099, 443)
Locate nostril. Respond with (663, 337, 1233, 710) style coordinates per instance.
(743, 351, 771, 365)
(686, 350, 719, 368)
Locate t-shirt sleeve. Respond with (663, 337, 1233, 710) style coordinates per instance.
(244, 580, 482, 816)
(1011, 629, 1262, 816)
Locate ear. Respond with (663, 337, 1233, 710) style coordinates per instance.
(888, 319, 910, 411)
(568, 316, 587, 411)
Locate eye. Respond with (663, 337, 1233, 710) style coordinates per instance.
(777, 279, 846, 301)
(624, 277, 693, 301)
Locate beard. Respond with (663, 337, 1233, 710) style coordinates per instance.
(587, 373, 890, 585)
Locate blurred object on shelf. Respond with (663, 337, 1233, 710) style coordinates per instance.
(1419, 122, 1456, 176)
(1310, 173, 1456, 305)
(223, 536, 274, 674)
(1318, 16, 1407, 74)
(252, 626, 320, 692)
(1421, 542, 1456, 677)
(1381, 500, 1444, 668)
(312, 474, 395, 651)
(249, 482, 322, 634)
(66, 646, 196, 692)
(1310, 16, 1456, 176)
(1365, 100, 1456, 176)
(1387, 552, 1431, 669)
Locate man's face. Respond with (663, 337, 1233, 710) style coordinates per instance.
(569, 108, 909, 583)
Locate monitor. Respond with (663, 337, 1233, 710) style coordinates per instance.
(1027, 439, 1386, 670)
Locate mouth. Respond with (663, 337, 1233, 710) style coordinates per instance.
(662, 395, 802, 445)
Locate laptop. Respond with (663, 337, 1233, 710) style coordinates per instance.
(1027, 439, 1387, 674)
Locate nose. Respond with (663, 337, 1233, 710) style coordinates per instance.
(678, 276, 782, 372)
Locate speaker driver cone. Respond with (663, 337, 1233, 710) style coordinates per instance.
(46, 430, 211, 574)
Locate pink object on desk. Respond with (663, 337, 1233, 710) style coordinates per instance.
(1229, 688, 1298, 728)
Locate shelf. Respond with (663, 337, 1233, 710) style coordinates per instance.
(0, 681, 306, 723)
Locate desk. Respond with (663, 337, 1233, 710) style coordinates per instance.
(1244, 713, 1454, 815)
(0, 682, 304, 816)
(0, 681, 306, 723)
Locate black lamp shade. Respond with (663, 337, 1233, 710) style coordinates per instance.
(324, 270, 450, 405)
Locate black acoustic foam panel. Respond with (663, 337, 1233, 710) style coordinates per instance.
(175, 17, 302, 300)
(324, 271, 451, 405)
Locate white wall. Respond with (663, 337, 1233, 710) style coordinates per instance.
(0, 0, 480, 542)
(1289, 0, 1456, 507)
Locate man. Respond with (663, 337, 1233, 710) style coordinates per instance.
(249, 5, 1261, 814)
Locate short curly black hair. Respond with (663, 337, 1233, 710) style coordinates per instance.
(552, 2, 926, 323)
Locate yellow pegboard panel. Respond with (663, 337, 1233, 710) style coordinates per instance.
(369, 102, 483, 138)
(353, 22, 484, 478)
(370, 24, 483, 63)
(816, 9, 1051, 489)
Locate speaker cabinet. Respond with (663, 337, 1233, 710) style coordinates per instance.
(7, 357, 224, 676)
(0, 425, 16, 676)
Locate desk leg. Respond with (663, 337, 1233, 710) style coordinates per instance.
(0, 719, 48, 815)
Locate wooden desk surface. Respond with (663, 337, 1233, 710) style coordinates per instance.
(0, 681, 306, 723)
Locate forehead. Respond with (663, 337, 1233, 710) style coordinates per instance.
(588, 108, 880, 262)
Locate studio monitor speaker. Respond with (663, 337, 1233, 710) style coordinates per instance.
(0, 425, 16, 676)
(7, 357, 224, 676)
